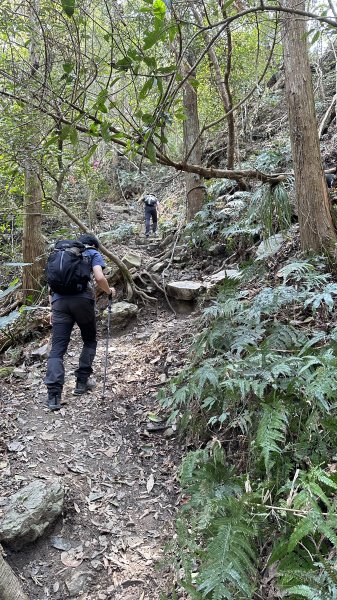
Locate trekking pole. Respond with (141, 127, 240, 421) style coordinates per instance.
(102, 294, 113, 400)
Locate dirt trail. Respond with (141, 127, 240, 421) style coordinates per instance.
(1, 298, 193, 599)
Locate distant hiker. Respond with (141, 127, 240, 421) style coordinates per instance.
(44, 234, 116, 411)
(325, 174, 336, 189)
(141, 192, 160, 238)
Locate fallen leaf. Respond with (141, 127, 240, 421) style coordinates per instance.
(51, 536, 72, 551)
(7, 441, 25, 452)
(61, 547, 83, 568)
(88, 491, 105, 503)
(147, 413, 162, 423)
(146, 473, 155, 493)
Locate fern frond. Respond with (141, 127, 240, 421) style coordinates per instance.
(256, 402, 288, 473)
(303, 283, 337, 312)
(283, 584, 323, 598)
(197, 516, 256, 599)
(277, 261, 314, 284)
(265, 323, 305, 351)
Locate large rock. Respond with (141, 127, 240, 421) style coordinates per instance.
(122, 252, 142, 269)
(0, 480, 64, 549)
(167, 281, 202, 301)
(111, 302, 138, 327)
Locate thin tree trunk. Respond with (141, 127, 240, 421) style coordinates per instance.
(0, 547, 29, 600)
(22, 165, 44, 302)
(282, 0, 337, 252)
(191, 5, 235, 169)
(182, 56, 206, 221)
(22, 0, 44, 302)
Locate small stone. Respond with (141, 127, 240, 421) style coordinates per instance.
(163, 427, 175, 438)
(51, 535, 72, 551)
(65, 571, 89, 597)
(31, 343, 49, 359)
(13, 367, 26, 379)
(152, 261, 166, 272)
(7, 441, 25, 452)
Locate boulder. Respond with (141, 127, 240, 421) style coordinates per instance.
(0, 480, 64, 549)
(167, 281, 202, 301)
(111, 302, 138, 327)
(122, 252, 142, 269)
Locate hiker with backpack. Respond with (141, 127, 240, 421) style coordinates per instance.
(141, 192, 160, 238)
(44, 234, 116, 411)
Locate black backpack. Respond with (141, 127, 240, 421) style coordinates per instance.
(144, 194, 157, 206)
(46, 240, 92, 295)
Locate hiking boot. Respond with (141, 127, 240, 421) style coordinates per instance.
(47, 390, 61, 411)
(73, 377, 96, 396)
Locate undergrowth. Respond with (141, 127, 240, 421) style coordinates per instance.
(160, 256, 337, 599)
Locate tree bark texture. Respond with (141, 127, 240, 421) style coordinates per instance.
(0, 548, 29, 600)
(282, 0, 337, 252)
(22, 166, 44, 302)
(182, 58, 206, 221)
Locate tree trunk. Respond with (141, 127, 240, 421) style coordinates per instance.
(282, 0, 337, 252)
(182, 57, 206, 221)
(22, 165, 44, 302)
(22, 0, 44, 303)
(0, 547, 29, 600)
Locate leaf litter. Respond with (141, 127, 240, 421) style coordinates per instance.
(0, 289, 195, 599)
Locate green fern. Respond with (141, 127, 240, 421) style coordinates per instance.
(277, 261, 314, 284)
(256, 402, 288, 473)
(196, 514, 256, 599)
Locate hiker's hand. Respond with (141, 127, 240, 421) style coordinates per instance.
(109, 287, 116, 298)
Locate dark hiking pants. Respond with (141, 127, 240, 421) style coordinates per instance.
(145, 206, 158, 235)
(44, 297, 97, 393)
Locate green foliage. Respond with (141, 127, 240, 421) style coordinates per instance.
(256, 401, 288, 473)
(163, 257, 337, 598)
(248, 183, 292, 237)
(100, 223, 136, 242)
